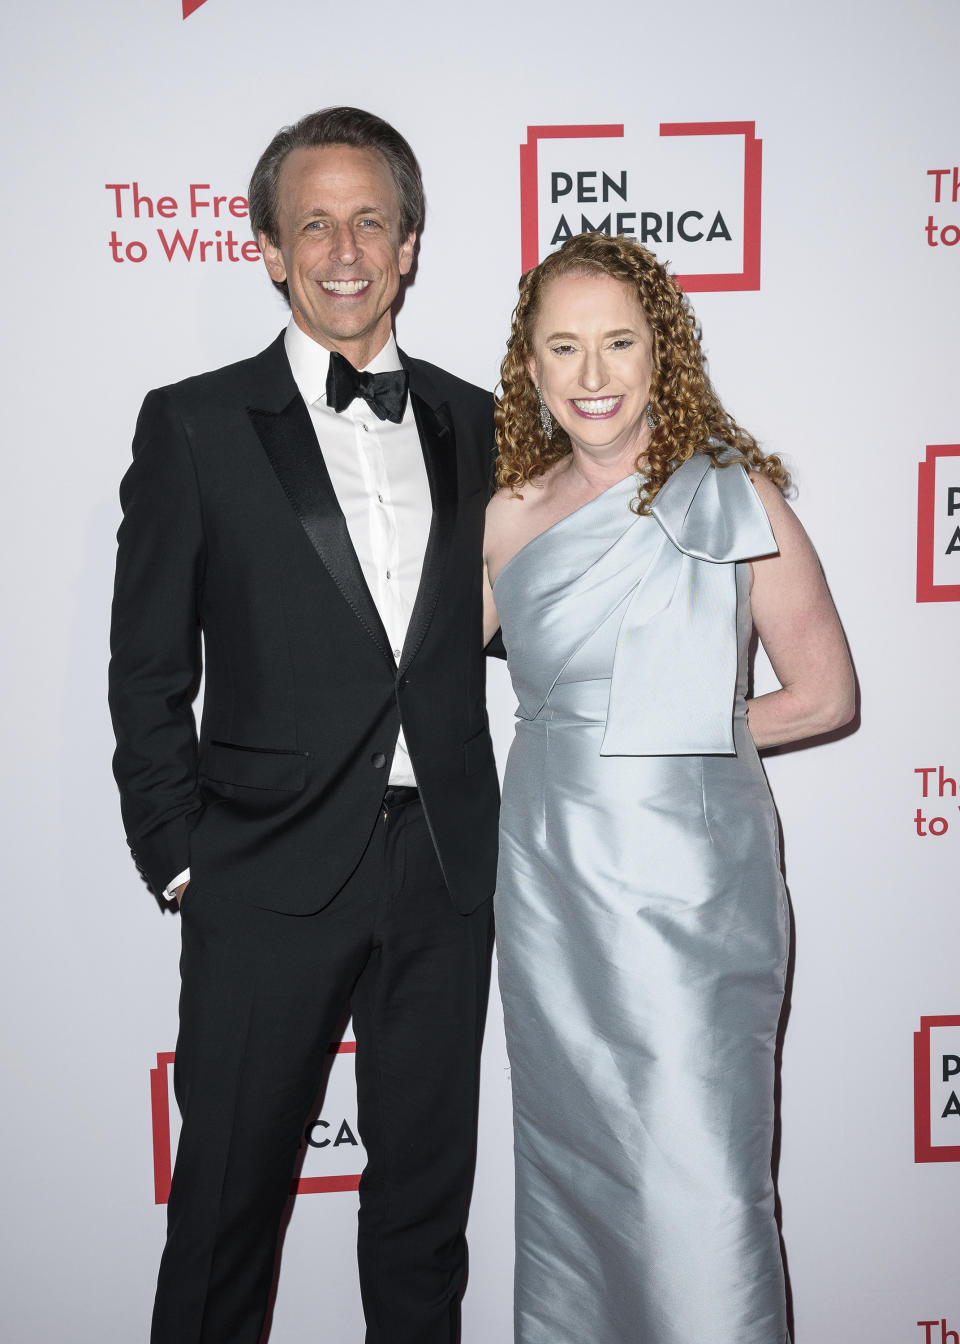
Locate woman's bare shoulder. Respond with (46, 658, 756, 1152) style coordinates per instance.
(486, 483, 536, 552)
(746, 469, 803, 540)
(487, 469, 560, 523)
(746, 468, 787, 504)
(485, 469, 562, 570)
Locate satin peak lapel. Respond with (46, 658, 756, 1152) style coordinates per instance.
(401, 392, 458, 673)
(248, 395, 394, 664)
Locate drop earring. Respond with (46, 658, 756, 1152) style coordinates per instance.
(537, 387, 554, 438)
(645, 403, 657, 429)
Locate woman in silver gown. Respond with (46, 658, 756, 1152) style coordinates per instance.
(482, 233, 854, 1344)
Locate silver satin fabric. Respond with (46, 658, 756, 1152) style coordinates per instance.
(494, 457, 790, 1344)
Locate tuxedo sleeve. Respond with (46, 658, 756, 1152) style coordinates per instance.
(109, 388, 207, 896)
(483, 392, 507, 659)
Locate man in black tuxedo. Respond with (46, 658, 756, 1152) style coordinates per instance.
(109, 107, 500, 1344)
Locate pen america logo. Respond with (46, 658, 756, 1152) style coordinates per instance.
(917, 445, 960, 602)
(914, 1016, 960, 1162)
(150, 1045, 365, 1203)
(519, 120, 762, 291)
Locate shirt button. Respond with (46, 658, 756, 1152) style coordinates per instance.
(386, 570, 391, 579)
(362, 423, 370, 432)
(377, 494, 384, 503)
(393, 647, 401, 659)
(371, 752, 387, 769)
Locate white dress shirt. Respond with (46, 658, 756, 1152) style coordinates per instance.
(165, 322, 432, 897)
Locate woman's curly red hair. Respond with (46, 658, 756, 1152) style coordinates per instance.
(495, 233, 789, 512)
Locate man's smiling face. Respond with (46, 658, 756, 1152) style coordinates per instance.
(259, 143, 416, 367)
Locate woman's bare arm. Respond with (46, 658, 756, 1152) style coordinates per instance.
(746, 473, 855, 748)
(482, 559, 500, 647)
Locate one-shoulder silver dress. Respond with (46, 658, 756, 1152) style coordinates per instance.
(493, 455, 790, 1344)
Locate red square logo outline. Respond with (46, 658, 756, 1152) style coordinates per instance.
(519, 120, 762, 291)
(150, 1044, 363, 1204)
(917, 444, 960, 603)
(914, 1015, 960, 1163)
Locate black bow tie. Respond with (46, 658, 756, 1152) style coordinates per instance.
(325, 350, 408, 423)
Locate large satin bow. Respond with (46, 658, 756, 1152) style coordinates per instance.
(601, 456, 778, 756)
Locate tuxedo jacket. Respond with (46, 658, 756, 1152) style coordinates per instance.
(109, 332, 500, 916)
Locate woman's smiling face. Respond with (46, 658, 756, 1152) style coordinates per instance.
(527, 270, 654, 461)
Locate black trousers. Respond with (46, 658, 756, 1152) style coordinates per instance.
(151, 794, 494, 1344)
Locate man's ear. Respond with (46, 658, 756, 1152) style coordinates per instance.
(259, 232, 286, 285)
(398, 231, 417, 276)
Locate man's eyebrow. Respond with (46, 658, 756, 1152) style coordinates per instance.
(299, 204, 389, 217)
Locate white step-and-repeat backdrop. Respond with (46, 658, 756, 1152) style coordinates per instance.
(2, 1, 958, 1340)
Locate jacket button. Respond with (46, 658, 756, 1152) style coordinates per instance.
(371, 752, 387, 769)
